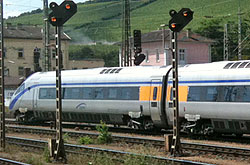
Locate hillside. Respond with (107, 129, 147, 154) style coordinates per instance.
(6, 0, 250, 43)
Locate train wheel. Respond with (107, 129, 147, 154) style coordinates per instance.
(15, 112, 22, 122)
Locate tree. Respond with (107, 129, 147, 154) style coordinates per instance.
(195, 19, 224, 62)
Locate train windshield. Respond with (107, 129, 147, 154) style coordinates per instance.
(14, 83, 25, 95)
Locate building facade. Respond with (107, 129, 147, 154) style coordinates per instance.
(3, 24, 104, 106)
(137, 29, 214, 66)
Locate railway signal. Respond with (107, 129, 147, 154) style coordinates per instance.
(134, 54, 145, 66)
(0, 0, 5, 150)
(48, 0, 77, 162)
(33, 48, 41, 72)
(168, 8, 194, 156)
(133, 30, 142, 53)
(169, 8, 193, 32)
(48, 0, 77, 26)
(133, 30, 145, 65)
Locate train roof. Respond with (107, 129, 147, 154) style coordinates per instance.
(26, 60, 250, 83)
(27, 65, 172, 81)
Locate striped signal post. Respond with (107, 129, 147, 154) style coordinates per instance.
(48, 1, 77, 162)
(168, 8, 193, 156)
(0, 0, 5, 150)
(54, 26, 66, 162)
(170, 31, 181, 156)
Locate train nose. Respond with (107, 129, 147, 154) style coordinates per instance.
(9, 95, 18, 110)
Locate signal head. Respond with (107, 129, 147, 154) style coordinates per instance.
(51, 17, 57, 22)
(50, 2, 58, 9)
(169, 9, 177, 17)
(48, 1, 77, 26)
(171, 23, 176, 29)
(65, 3, 71, 10)
(183, 11, 188, 17)
(168, 8, 194, 32)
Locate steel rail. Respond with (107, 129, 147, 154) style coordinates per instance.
(5, 136, 211, 165)
(5, 119, 166, 135)
(0, 157, 30, 165)
(6, 125, 250, 157)
(7, 125, 164, 146)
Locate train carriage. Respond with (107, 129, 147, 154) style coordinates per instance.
(9, 60, 250, 135)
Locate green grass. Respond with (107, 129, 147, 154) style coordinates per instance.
(6, 0, 250, 42)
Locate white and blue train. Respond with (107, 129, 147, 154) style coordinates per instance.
(9, 60, 250, 135)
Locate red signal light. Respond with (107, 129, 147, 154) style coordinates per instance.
(51, 17, 57, 22)
(65, 4, 71, 10)
(171, 23, 176, 28)
(183, 11, 188, 17)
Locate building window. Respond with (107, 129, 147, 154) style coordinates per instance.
(179, 49, 186, 65)
(18, 66, 24, 76)
(3, 47, 6, 58)
(18, 48, 24, 58)
(145, 50, 149, 63)
(52, 49, 56, 59)
(156, 49, 160, 62)
(179, 49, 185, 60)
(4, 67, 9, 76)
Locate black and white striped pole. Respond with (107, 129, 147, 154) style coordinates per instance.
(169, 30, 181, 156)
(48, 0, 77, 162)
(168, 8, 193, 156)
(54, 25, 66, 161)
(0, 0, 5, 150)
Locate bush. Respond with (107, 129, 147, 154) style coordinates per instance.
(78, 136, 94, 145)
(96, 121, 112, 144)
(63, 133, 70, 143)
(43, 146, 52, 163)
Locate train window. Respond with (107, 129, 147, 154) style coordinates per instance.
(39, 88, 56, 99)
(242, 86, 250, 102)
(170, 87, 173, 101)
(230, 62, 241, 69)
(14, 83, 25, 95)
(120, 87, 139, 100)
(238, 62, 249, 68)
(94, 88, 104, 99)
(153, 87, 158, 100)
(223, 62, 233, 69)
(63, 87, 82, 99)
(187, 87, 203, 101)
(206, 87, 218, 101)
(107, 88, 119, 99)
(82, 88, 93, 99)
(188, 85, 250, 102)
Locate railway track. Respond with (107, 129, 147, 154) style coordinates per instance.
(0, 157, 30, 165)
(5, 118, 166, 135)
(6, 125, 250, 158)
(5, 136, 211, 165)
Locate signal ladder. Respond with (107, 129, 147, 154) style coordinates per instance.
(0, 0, 5, 149)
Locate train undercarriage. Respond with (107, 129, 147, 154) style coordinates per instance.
(13, 109, 155, 130)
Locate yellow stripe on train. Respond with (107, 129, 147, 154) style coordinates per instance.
(140, 86, 188, 102)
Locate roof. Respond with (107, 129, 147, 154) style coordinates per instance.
(142, 29, 215, 43)
(4, 24, 70, 40)
(5, 76, 24, 87)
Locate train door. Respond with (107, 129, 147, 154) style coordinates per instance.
(150, 79, 162, 126)
(32, 83, 38, 110)
(166, 87, 174, 125)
